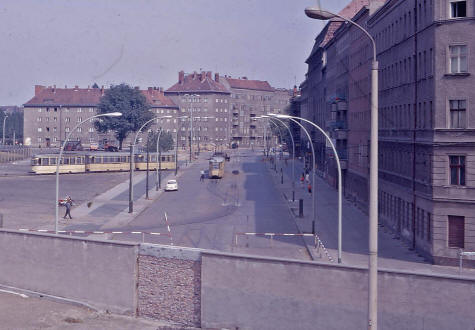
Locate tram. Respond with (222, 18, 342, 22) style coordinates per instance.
(209, 156, 225, 178)
(31, 151, 176, 174)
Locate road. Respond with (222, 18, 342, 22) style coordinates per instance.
(113, 149, 311, 260)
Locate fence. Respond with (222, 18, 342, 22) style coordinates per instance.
(0, 146, 58, 164)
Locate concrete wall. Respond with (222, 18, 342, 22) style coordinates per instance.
(0, 229, 138, 314)
(201, 252, 475, 330)
(2, 230, 475, 329)
(138, 244, 201, 327)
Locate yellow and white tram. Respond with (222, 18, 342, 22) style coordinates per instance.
(31, 153, 86, 174)
(31, 151, 176, 174)
(209, 156, 225, 179)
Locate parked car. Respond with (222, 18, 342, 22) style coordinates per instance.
(165, 179, 178, 191)
(63, 140, 83, 151)
(105, 144, 119, 152)
(89, 142, 99, 151)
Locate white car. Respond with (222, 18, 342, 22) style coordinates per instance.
(165, 179, 178, 191)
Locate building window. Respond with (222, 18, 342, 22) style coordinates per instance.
(449, 100, 466, 128)
(37, 117, 42, 122)
(89, 127, 94, 133)
(450, 1, 467, 18)
(37, 127, 42, 132)
(77, 108, 82, 112)
(37, 108, 42, 113)
(53, 127, 57, 132)
(77, 127, 82, 133)
(449, 155, 465, 185)
(448, 215, 464, 248)
(77, 117, 83, 123)
(449, 45, 468, 73)
(65, 117, 71, 122)
(65, 127, 70, 132)
(53, 137, 57, 142)
(37, 137, 42, 142)
(89, 108, 94, 112)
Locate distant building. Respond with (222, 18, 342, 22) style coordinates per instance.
(23, 85, 178, 148)
(301, 0, 475, 265)
(165, 71, 231, 150)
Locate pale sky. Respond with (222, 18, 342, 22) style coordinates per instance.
(0, 0, 350, 105)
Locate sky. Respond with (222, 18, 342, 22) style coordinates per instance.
(0, 0, 351, 105)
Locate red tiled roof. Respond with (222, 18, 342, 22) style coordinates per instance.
(24, 85, 177, 108)
(224, 77, 274, 92)
(166, 72, 229, 94)
(24, 85, 103, 106)
(142, 88, 177, 108)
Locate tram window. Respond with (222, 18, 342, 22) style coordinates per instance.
(50, 158, 57, 165)
(120, 156, 126, 162)
(70, 157, 76, 165)
(63, 157, 70, 165)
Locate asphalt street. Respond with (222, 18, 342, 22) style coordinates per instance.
(112, 149, 310, 260)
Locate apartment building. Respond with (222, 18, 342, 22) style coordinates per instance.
(165, 71, 231, 150)
(23, 85, 179, 148)
(300, 0, 475, 265)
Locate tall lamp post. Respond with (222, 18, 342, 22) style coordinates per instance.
(305, 5, 379, 328)
(258, 115, 296, 201)
(272, 113, 343, 264)
(155, 127, 163, 191)
(184, 93, 200, 162)
(129, 115, 171, 213)
(2, 114, 8, 145)
(55, 112, 122, 233)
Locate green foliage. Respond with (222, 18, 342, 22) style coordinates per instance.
(0, 110, 23, 143)
(94, 84, 152, 149)
(146, 130, 174, 152)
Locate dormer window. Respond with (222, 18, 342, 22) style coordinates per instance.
(451, 1, 467, 18)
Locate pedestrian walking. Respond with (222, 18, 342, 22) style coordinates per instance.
(200, 170, 205, 182)
(63, 196, 73, 219)
(305, 173, 310, 183)
(308, 183, 312, 194)
(300, 173, 305, 185)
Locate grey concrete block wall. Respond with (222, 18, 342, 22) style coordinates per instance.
(201, 253, 475, 330)
(0, 229, 139, 314)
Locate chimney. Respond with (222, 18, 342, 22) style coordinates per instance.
(53, 84, 56, 93)
(35, 85, 45, 95)
(101, 86, 104, 95)
(201, 71, 206, 82)
(134, 86, 139, 90)
(160, 87, 163, 93)
(207, 71, 212, 79)
(148, 87, 153, 92)
(192, 71, 197, 79)
(178, 70, 185, 84)
(75, 85, 79, 89)
(215, 73, 219, 83)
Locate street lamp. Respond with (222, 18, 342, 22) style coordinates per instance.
(274, 116, 316, 237)
(305, 5, 379, 328)
(258, 115, 297, 201)
(183, 93, 200, 162)
(55, 112, 122, 233)
(2, 114, 8, 145)
(272, 113, 343, 264)
(129, 115, 172, 213)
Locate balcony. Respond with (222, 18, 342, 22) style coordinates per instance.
(334, 129, 348, 140)
(327, 120, 347, 130)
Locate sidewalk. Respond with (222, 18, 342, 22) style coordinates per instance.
(265, 155, 475, 278)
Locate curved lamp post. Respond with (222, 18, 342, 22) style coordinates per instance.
(55, 112, 122, 233)
(258, 115, 297, 198)
(285, 117, 316, 235)
(305, 5, 379, 328)
(272, 113, 343, 264)
(2, 114, 8, 145)
(129, 115, 171, 213)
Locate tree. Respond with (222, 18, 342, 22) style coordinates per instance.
(146, 130, 174, 152)
(94, 84, 153, 150)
